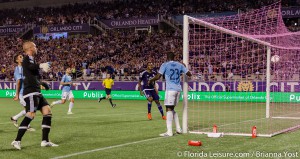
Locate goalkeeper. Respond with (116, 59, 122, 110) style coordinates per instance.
(11, 41, 58, 150)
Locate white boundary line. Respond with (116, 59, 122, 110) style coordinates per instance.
(50, 137, 164, 159)
(0, 112, 145, 125)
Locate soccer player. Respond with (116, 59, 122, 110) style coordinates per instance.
(98, 73, 116, 108)
(50, 67, 76, 114)
(11, 41, 58, 150)
(149, 52, 192, 137)
(10, 54, 35, 131)
(138, 62, 166, 120)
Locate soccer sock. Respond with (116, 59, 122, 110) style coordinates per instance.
(100, 97, 106, 100)
(42, 114, 52, 142)
(13, 110, 26, 120)
(166, 111, 173, 134)
(52, 100, 62, 105)
(109, 98, 114, 106)
(68, 102, 74, 112)
(173, 111, 181, 131)
(156, 103, 164, 116)
(15, 116, 33, 141)
(148, 102, 152, 113)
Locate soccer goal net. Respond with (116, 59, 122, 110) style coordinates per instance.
(183, 1, 300, 137)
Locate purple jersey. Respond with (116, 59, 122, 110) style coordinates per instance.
(139, 70, 157, 90)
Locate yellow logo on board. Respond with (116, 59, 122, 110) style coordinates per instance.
(237, 81, 254, 92)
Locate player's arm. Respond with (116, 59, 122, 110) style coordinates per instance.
(182, 63, 192, 77)
(13, 79, 21, 101)
(138, 79, 143, 96)
(22, 56, 39, 71)
(148, 73, 162, 84)
(102, 80, 105, 87)
(154, 84, 159, 95)
(60, 81, 72, 85)
(60, 76, 71, 86)
(186, 71, 192, 77)
(138, 72, 144, 96)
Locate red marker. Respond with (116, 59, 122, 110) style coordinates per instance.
(252, 126, 257, 138)
(188, 140, 202, 146)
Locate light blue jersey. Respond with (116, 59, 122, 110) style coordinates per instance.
(14, 66, 24, 95)
(61, 74, 72, 92)
(158, 61, 188, 91)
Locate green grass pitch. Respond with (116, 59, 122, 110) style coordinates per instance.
(0, 98, 299, 159)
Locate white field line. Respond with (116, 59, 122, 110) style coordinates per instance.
(0, 112, 145, 125)
(50, 137, 165, 159)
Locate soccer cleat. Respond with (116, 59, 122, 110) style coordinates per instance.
(50, 102, 55, 108)
(162, 116, 166, 120)
(98, 98, 102, 103)
(147, 113, 152, 120)
(27, 126, 36, 132)
(67, 112, 73, 115)
(41, 141, 59, 147)
(112, 104, 116, 108)
(11, 141, 21, 150)
(159, 132, 173, 137)
(10, 117, 18, 128)
(176, 129, 182, 134)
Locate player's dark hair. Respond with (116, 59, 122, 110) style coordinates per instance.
(167, 52, 175, 60)
(13, 54, 21, 64)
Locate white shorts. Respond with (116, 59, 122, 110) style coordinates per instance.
(164, 91, 181, 106)
(61, 91, 74, 100)
(19, 94, 26, 107)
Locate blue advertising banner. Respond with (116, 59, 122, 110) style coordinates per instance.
(33, 23, 90, 34)
(0, 25, 25, 35)
(101, 17, 158, 28)
(282, 7, 300, 18)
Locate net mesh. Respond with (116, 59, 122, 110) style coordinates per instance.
(187, 1, 300, 136)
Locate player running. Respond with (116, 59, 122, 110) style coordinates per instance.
(138, 62, 166, 120)
(149, 52, 192, 137)
(50, 67, 76, 114)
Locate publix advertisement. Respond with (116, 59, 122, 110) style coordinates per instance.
(1, 81, 300, 102)
(1, 90, 300, 103)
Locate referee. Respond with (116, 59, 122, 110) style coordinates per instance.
(11, 41, 58, 150)
(98, 73, 116, 108)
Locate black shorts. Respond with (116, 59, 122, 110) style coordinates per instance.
(24, 94, 49, 112)
(105, 88, 112, 95)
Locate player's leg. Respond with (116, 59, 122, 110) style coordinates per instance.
(152, 90, 165, 120)
(51, 91, 67, 106)
(40, 96, 58, 147)
(160, 106, 174, 137)
(11, 95, 27, 127)
(147, 97, 153, 120)
(12, 95, 37, 150)
(67, 91, 74, 114)
(98, 89, 107, 102)
(172, 91, 182, 134)
(143, 90, 153, 120)
(160, 91, 179, 137)
(11, 110, 26, 128)
(107, 89, 116, 107)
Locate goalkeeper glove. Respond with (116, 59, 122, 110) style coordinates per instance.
(39, 62, 51, 72)
(40, 82, 50, 90)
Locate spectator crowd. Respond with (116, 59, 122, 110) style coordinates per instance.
(0, 0, 298, 26)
